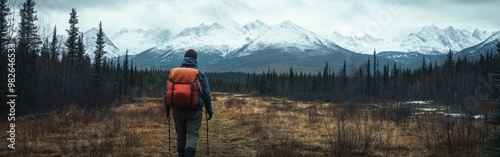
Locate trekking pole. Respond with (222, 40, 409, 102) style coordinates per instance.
(206, 112, 210, 155)
(168, 116, 171, 155)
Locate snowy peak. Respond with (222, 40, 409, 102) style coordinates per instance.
(421, 24, 441, 34)
(355, 34, 383, 43)
(472, 29, 490, 41)
(83, 27, 121, 59)
(218, 20, 247, 33)
(147, 20, 341, 58)
(236, 20, 339, 57)
(177, 21, 246, 38)
(479, 31, 500, 45)
(325, 25, 496, 55)
(177, 22, 225, 37)
(325, 31, 384, 54)
(275, 20, 312, 33)
(111, 27, 173, 55)
(390, 25, 495, 54)
(208, 22, 224, 30)
(243, 20, 271, 41)
(243, 20, 269, 30)
(155, 21, 251, 57)
(456, 31, 500, 55)
(84, 27, 99, 35)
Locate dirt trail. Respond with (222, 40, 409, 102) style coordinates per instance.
(170, 95, 257, 157)
(135, 94, 258, 157)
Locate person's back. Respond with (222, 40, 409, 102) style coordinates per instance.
(165, 49, 213, 157)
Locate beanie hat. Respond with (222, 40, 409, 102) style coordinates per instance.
(184, 49, 197, 60)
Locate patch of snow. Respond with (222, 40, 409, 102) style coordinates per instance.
(416, 108, 438, 112)
(473, 115, 485, 119)
(406, 100, 433, 105)
(443, 113, 467, 118)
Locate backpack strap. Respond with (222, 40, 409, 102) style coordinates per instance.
(190, 81, 195, 108)
(169, 78, 175, 108)
(197, 69, 203, 95)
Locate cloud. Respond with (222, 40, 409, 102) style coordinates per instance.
(23, 0, 500, 40)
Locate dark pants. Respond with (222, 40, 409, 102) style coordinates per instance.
(173, 110, 202, 157)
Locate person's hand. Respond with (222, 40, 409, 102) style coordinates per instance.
(207, 112, 213, 121)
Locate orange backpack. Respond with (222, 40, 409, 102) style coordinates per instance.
(165, 67, 201, 109)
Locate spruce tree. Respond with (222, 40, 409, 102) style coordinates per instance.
(94, 21, 106, 75)
(123, 50, 129, 93)
(40, 38, 50, 61)
(18, 0, 41, 55)
(77, 32, 85, 65)
(422, 57, 427, 75)
(289, 67, 294, 88)
(373, 49, 379, 96)
(323, 62, 329, 92)
(129, 59, 135, 88)
(365, 58, 372, 96)
(444, 49, 454, 72)
(50, 26, 58, 63)
(0, 0, 10, 50)
(373, 49, 377, 78)
(38, 38, 50, 95)
(65, 8, 79, 64)
(342, 60, 347, 88)
(17, 0, 41, 112)
(383, 64, 389, 85)
(0, 0, 10, 97)
(116, 56, 123, 97)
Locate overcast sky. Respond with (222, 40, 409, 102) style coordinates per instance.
(21, 0, 500, 40)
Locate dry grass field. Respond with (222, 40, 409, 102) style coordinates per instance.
(1, 93, 495, 156)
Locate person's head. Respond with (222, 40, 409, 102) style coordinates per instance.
(184, 49, 197, 60)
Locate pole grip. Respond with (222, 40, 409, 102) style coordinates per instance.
(168, 116, 171, 154)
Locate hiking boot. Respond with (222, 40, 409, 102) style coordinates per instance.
(185, 147, 196, 157)
(177, 147, 185, 157)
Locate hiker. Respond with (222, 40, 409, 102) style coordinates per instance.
(165, 49, 213, 157)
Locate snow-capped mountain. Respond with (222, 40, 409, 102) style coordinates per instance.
(456, 31, 500, 58)
(144, 19, 345, 60)
(326, 25, 494, 55)
(83, 27, 121, 59)
(153, 21, 249, 58)
(233, 20, 340, 57)
(134, 20, 350, 65)
(393, 25, 493, 54)
(243, 20, 271, 41)
(129, 20, 364, 71)
(106, 20, 498, 72)
(110, 28, 173, 55)
(326, 32, 383, 54)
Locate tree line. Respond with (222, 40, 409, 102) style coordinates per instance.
(211, 45, 500, 112)
(0, 0, 168, 117)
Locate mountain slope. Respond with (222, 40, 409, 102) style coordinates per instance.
(456, 31, 500, 59)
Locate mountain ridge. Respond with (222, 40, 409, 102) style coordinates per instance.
(72, 20, 499, 72)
